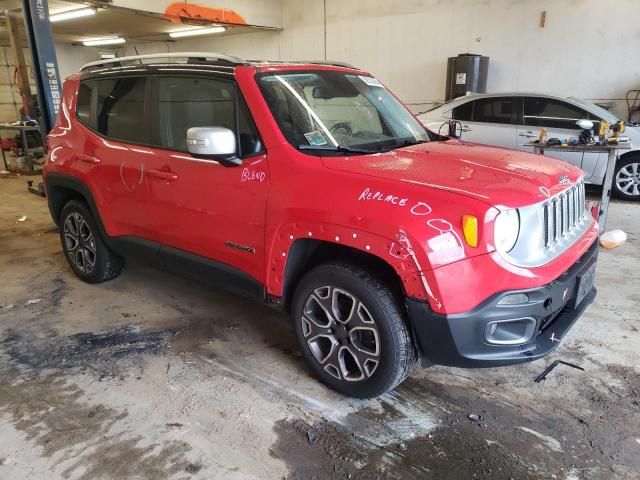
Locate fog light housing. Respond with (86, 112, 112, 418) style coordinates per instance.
(484, 317, 536, 345)
(497, 293, 529, 305)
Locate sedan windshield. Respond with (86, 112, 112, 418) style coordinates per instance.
(258, 71, 430, 154)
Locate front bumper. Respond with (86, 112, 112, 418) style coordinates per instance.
(407, 240, 598, 368)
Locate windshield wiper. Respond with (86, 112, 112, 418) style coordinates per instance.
(298, 144, 375, 155)
(348, 138, 430, 153)
(389, 139, 430, 149)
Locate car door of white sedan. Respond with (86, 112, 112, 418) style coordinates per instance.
(453, 97, 518, 149)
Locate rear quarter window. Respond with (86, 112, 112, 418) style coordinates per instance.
(523, 97, 592, 130)
(76, 83, 92, 125)
(452, 101, 473, 121)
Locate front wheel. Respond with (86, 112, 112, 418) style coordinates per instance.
(613, 156, 640, 200)
(292, 262, 417, 398)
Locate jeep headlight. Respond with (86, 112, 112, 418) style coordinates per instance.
(494, 209, 520, 253)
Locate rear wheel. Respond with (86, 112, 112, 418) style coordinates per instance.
(613, 155, 640, 200)
(292, 262, 416, 398)
(59, 200, 123, 283)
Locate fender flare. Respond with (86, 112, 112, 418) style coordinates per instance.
(44, 172, 108, 239)
(267, 221, 440, 305)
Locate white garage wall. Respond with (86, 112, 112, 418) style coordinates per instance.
(321, 0, 640, 118)
(0, 44, 99, 123)
(52, 0, 640, 119)
(55, 44, 101, 80)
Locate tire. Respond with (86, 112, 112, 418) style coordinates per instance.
(59, 200, 123, 283)
(612, 155, 640, 200)
(292, 262, 417, 398)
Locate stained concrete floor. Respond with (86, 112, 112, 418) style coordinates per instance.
(0, 175, 638, 480)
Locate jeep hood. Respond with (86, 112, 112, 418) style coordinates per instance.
(321, 140, 583, 208)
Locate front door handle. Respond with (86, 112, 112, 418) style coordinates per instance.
(149, 169, 179, 182)
(79, 154, 101, 164)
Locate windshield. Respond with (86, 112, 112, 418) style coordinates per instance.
(258, 71, 430, 154)
(568, 96, 619, 123)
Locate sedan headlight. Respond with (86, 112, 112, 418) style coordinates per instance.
(494, 209, 520, 253)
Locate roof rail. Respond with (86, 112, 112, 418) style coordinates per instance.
(80, 52, 248, 71)
(249, 59, 357, 69)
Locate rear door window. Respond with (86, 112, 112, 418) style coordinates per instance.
(523, 97, 591, 130)
(76, 77, 149, 144)
(95, 77, 149, 143)
(472, 97, 515, 124)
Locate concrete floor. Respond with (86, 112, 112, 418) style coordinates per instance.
(0, 175, 638, 480)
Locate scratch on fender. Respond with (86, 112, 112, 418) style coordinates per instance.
(394, 230, 441, 309)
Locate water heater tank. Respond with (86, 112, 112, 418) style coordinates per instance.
(445, 54, 489, 101)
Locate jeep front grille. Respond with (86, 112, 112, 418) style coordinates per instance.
(542, 181, 586, 248)
(501, 179, 592, 268)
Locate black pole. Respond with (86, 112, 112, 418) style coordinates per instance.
(21, 0, 62, 137)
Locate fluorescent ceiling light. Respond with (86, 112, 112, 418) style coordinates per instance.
(50, 8, 96, 23)
(83, 37, 125, 47)
(99, 52, 117, 59)
(169, 26, 226, 38)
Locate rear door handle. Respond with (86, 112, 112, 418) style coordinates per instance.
(149, 169, 179, 182)
(79, 154, 101, 164)
(461, 125, 472, 132)
(519, 133, 538, 138)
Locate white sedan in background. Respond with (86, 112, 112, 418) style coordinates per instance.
(419, 93, 640, 200)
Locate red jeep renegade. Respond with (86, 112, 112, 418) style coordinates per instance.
(43, 53, 599, 398)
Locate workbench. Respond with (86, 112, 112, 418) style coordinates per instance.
(0, 123, 43, 173)
(527, 142, 631, 232)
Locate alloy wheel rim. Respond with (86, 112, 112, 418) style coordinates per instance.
(616, 162, 640, 197)
(301, 286, 380, 382)
(63, 212, 97, 274)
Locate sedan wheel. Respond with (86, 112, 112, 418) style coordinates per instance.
(615, 161, 640, 197)
(613, 157, 640, 200)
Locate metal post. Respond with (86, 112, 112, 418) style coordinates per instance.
(1, 142, 7, 171)
(598, 148, 618, 232)
(21, 0, 62, 136)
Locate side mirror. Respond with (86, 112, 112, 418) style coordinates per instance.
(186, 127, 242, 166)
(576, 119, 594, 130)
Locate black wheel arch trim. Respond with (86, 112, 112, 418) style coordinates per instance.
(45, 172, 106, 232)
